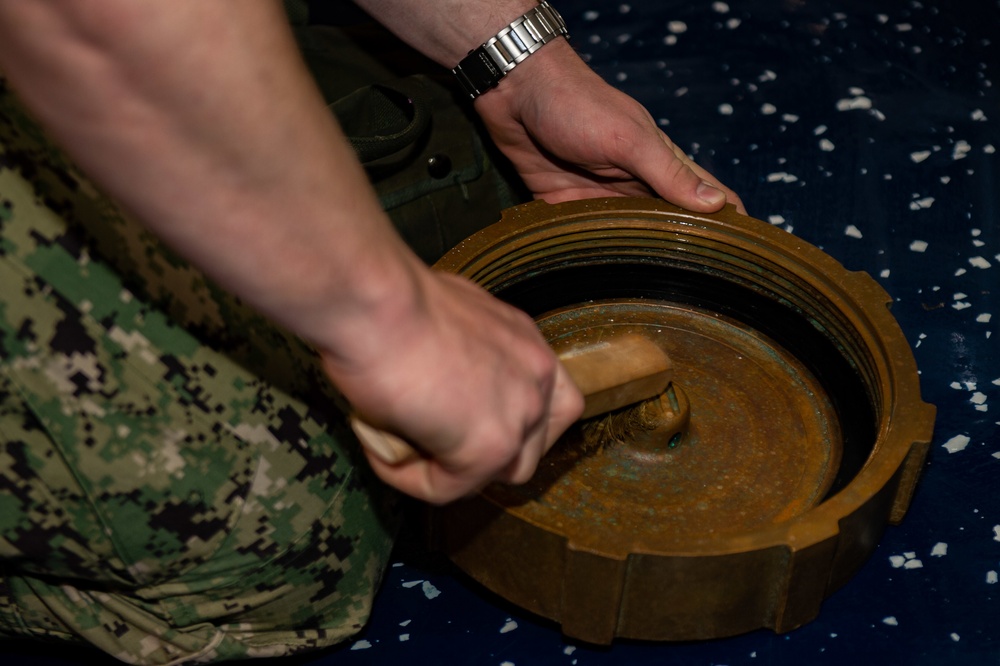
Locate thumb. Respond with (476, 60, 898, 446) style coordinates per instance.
(634, 132, 746, 214)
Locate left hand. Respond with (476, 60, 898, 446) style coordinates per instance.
(474, 39, 746, 213)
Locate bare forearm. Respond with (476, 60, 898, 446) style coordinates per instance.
(0, 0, 421, 351)
(351, 0, 539, 66)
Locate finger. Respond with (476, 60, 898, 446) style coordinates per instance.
(652, 138, 733, 212)
(498, 361, 584, 485)
(496, 424, 548, 486)
(544, 359, 585, 451)
(626, 129, 745, 214)
(363, 448, 477, 505)
(494, 394, 554, 486)
(678, 151, 748, 215)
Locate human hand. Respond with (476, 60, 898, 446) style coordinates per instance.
(320, 267, 584, 504)
(474, 40, 745, 213)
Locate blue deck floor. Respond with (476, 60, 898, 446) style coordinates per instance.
(8, 0, 999, 664)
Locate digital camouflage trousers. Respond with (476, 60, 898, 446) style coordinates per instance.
(0, 19, 517, 666)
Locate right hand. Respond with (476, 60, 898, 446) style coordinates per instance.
(320, 267, 584, 505)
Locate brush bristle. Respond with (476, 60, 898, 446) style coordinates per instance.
(580, 396, 664, 451)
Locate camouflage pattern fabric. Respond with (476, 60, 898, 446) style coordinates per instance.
(0, 71, 399, 665)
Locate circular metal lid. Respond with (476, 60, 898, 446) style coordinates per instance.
(431, 198, 935, 644)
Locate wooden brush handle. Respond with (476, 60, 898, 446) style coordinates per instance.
(351, 334, 672, 465)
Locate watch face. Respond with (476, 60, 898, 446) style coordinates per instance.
(453, 48, 503, 99)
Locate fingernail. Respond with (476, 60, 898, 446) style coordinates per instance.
(696, 181, 725, 205)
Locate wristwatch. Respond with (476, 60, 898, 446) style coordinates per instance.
(452, 2, 570, 100)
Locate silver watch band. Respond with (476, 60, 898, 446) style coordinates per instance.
(452, 2, 570, 100)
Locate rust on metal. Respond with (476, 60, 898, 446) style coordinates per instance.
(430, 198, 936, 644)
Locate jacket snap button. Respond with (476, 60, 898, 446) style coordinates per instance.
(427, 154, 452, 179)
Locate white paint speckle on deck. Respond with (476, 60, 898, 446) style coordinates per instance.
(500, 618, 519, 633)
(766, 171, 799, 183)
(943, 434, 971, 453)
(422, 581, 442, 599)
(890, 551, 924, 569)
(836, 95, 873, 111)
